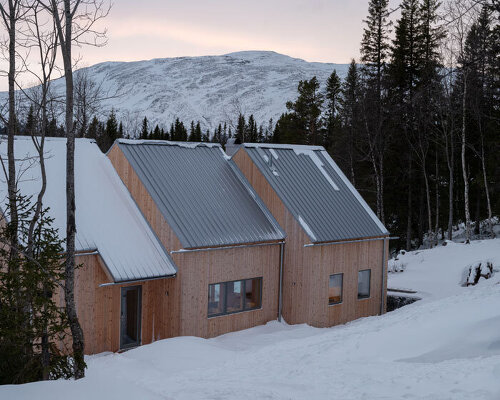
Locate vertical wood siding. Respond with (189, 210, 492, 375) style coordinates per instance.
(107, 144, 281, 343)
(233, 148, 388, 327)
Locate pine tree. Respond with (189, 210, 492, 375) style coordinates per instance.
(246, 115, 258, 142)
(99, 110, 119, 152)
(87, 116, 99, 139)
(140, 117, 149, 139)
(324, 70, 342, 149)
(153, 124, 161, 139)
(0, 195, 74, 383)
(339, 60, 361, 185)
(285, 76, 323, 145)
(235, 114, 246, 144)
(360, 0, 391, 224)
(118, 122, 124, 139)
(189, 121, 195, 141)
(25, 105, 36, 136)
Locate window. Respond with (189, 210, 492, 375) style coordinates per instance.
(358, 269, 371, 299)
(328, 273, 343, 305)
(208, 278, 262, 317)
(208, 283, 225, 316)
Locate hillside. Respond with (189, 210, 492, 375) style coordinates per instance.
(2, 239, 499, 399)
(3, 51, 347, 133)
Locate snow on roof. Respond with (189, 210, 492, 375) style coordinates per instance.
(115, 138, 221, 148)
(242, 143, 388, 242)
(0, 136, 177, 283)
(116, 140, 285, 249)
(243, 143, 325, 151)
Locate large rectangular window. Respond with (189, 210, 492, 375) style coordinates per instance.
(328, 273, 343, 305)
(358, 269, 371, 299)
(208, 278, 262, 317)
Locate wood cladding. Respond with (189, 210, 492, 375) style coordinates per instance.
(233, 147, 388, 328)
(106, 144, 281, 346)
(57, 254, 178, 354)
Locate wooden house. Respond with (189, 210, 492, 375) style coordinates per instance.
(108, 140, 286, 340)
(232, 143, 389, 328)
(0, 137, 178, 354)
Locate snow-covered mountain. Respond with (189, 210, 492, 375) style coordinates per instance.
(4, 51, 348, 134)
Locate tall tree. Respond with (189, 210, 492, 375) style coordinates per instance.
(285, 76, 323, 145)
(360, 0, 391, 224)
(324, 69, 342, 149)
(40, 0, 109, 379)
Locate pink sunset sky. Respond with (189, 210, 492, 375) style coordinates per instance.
(1, 0, 402, 90)
(79, 0, 401, 66)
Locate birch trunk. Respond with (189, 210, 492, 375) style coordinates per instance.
(445, 131, 454, 241)
(434, 149, 439, 243)
(406, 154, 412, 251)
(461, 74, 471, 243)
(422, 159, 433, 247)
(47, 0, 86, 378)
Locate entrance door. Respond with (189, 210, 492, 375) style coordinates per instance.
(120, 286, 142, 350)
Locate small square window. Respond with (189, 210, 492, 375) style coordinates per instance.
(329, 273, 343, 305)
(358, 269, 371, 299)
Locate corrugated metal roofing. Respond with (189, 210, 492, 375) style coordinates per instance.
(242, 143, 388, 243)
(0, 137, 177, 283)
(116, 140, 285, 249)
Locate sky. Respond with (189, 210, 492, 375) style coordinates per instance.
(1, 0, 402, 90)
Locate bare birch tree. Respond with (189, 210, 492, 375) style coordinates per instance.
(38, 0, 109, 379)
(444, 0, 480, 243)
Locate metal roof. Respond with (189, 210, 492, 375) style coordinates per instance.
(116, 140, 285, 249)
(242, 143, 388, 243)
(0, 137, 177, 283)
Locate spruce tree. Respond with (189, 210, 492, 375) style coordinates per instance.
(339, 60, 361, 185)
(140, 117, 149, 139)
(87, 116, 99, 139)
(324, 70, 342, 149)
(360, 0, 391, 224)
(0, 195, 74, 383)
(235, 114, 246, 144)
(285, 76, 323, 145)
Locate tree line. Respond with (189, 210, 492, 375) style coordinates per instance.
(235, 0, 499, 250)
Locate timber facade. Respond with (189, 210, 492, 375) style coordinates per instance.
(107, 141, 285, 346)
(2, 137, 390, 356)
(233, 144, 389, 328)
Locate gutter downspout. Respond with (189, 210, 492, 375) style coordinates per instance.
(380, 236, 388, 315)
(278, 242, 285, 322)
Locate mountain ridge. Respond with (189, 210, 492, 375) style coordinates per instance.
(2, 51, 349, 134)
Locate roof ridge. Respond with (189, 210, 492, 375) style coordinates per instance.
(116, 139, 222, 148)
(243, 142, 325, 151)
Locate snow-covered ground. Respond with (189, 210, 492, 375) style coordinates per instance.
(2, 239, 500, 400)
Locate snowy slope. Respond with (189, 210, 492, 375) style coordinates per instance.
(2, 239, 500, 399)
(388, 239, 500, 301)
(1, 51, 347, 133)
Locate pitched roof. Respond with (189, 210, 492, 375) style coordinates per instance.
(241, 143, 388, 243)
(115, 140, 285, 249)
(0, 136, 177, 283)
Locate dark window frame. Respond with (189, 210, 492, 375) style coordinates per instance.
(357, 269, 371, 300)
(208, 277, 263, 318)
(120, 285, 142, 350)
(328, 273, 343, 305)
